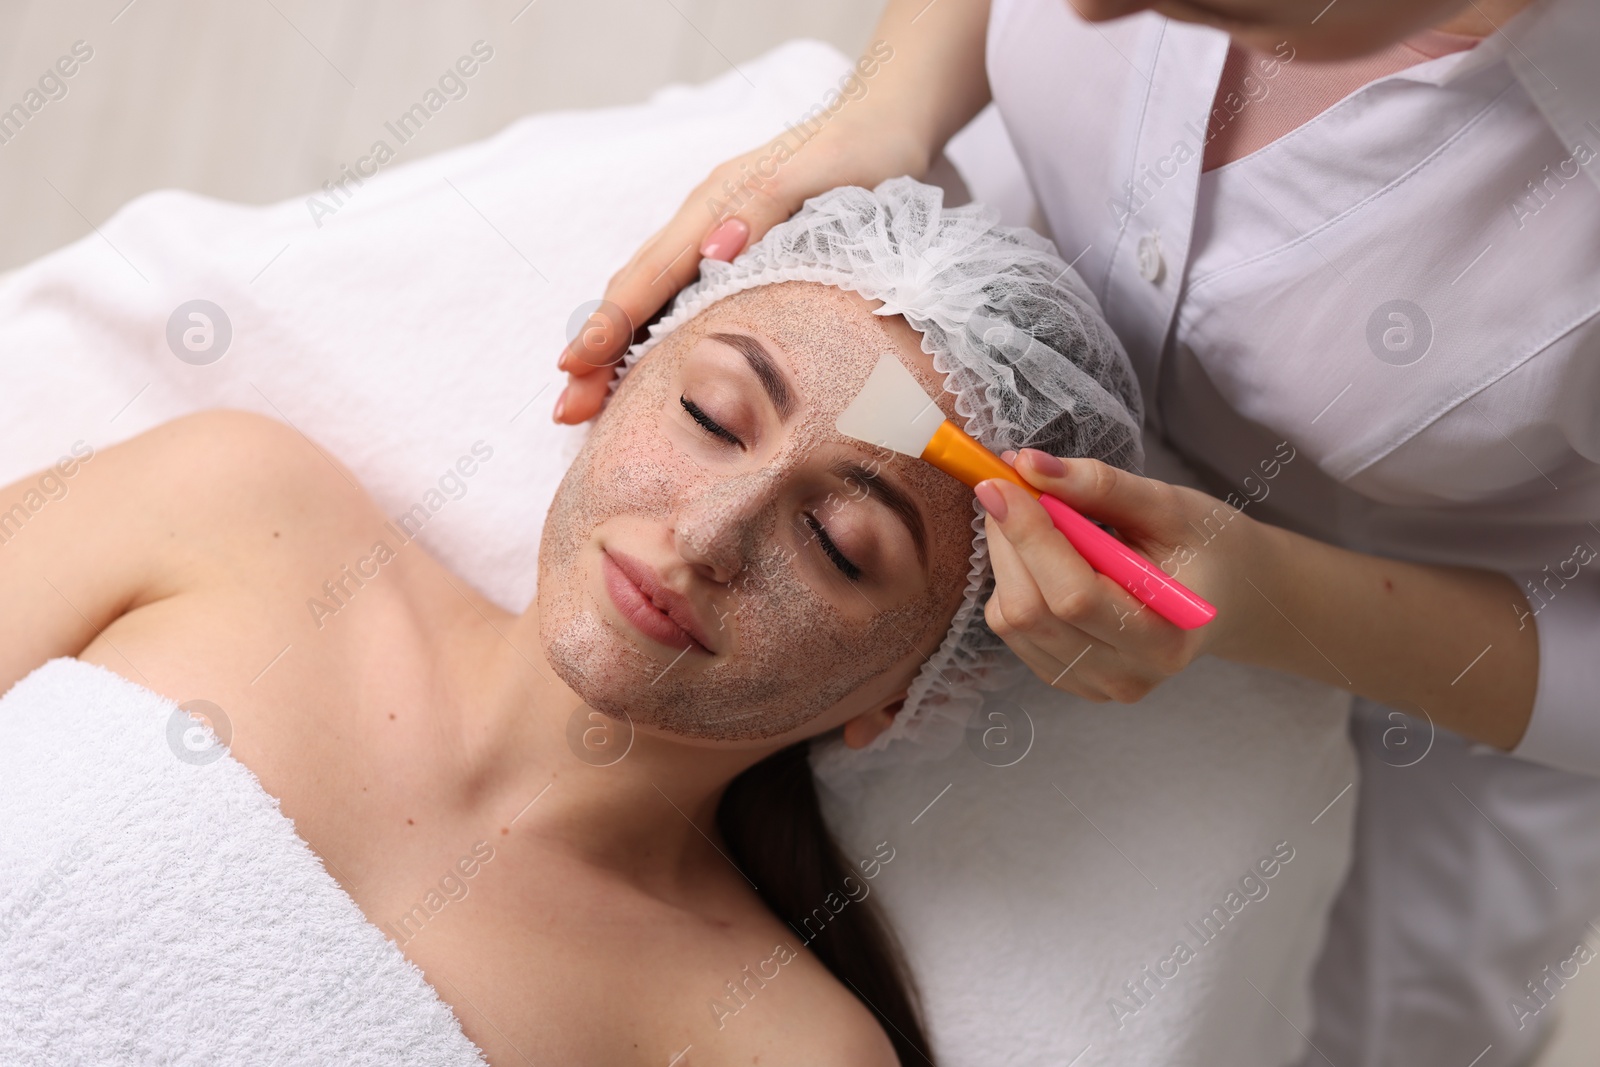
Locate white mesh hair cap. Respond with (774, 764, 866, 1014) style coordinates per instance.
(615, 176, 1145, 768)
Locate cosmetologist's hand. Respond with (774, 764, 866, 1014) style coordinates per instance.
(977, 448, 1270, 703)
(552, 111, 929, 424)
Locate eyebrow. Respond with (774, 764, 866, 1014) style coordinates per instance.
(708, 332, 798, 420)
(830, 459, 929, 570)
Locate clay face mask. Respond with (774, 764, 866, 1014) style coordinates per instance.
(536, 283, 977, 742)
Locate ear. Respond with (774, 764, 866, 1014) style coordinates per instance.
(840, 695, 905, 750)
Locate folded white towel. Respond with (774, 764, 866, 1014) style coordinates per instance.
(0, 658, 488, 1066)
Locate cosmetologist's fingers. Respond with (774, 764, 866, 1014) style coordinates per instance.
(993, 620, 1111, 701)
(1013, 450, 1174, 535)
(981, 510, 1050, 636)
(552, 230, 699, 422)
(554, 152, 811, 423)
(554, 369, 614, 424)
(981, 480, 1145, 646)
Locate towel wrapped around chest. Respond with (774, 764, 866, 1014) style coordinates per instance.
(0, 657, 488, 1066)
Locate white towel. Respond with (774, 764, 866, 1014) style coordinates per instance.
(0, 39, 1357, 1065)
(0, 658, 488, 1066)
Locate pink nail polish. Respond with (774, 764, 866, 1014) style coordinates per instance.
(1021, 448, 1065, 476)
(974, 480, 1008, 522)
(699, 218, 749, 262)
(1001, 449, 1018, 465)
(552, 393, 567, 422)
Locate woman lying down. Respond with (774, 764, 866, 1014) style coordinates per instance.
(0, 179, 1142, 1065)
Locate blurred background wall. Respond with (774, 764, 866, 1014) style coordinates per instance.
(0, 0, 884, 272)
(2, 2, 1599, 1063)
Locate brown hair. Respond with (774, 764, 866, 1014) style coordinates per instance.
(717, 742, 934, 1065)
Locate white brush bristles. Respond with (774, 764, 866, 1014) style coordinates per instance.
(835, 352, 948, 458)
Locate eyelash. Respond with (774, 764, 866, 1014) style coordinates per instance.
(680, 396, 742, 447)
(680, 395, 863, 582)
(806, 514, 863, 582)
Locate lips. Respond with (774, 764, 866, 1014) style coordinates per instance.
(601, 549, 717, 655)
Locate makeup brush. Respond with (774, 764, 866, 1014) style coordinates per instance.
(836, 352, 1217, 630)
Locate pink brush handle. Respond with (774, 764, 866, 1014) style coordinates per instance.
(1036, 494, 1217, 630)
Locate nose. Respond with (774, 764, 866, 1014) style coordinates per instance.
(673, 468, 781, 585)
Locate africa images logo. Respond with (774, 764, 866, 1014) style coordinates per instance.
(1365, 299, 1432, 367)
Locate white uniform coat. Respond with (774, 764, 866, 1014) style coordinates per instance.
(986, 0, 1600, 1062)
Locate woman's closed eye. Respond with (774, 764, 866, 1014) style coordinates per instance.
(805, 514, 863, 582)
(679, 394, 864, 582)
(681, 396, 742, 448)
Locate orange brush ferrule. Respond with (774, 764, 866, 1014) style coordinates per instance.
(922, 421, 1041, 498)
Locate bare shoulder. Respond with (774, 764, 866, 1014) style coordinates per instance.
(117, 409, 383, 554)
(124, 411, 403, 617)
(782, 987, 906, 1067)
(709, 947, 908, 1067)
(0, 409, 384, 688)
(131, 408, 370, 520)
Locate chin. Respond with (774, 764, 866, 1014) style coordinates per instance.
(538, 592, 646, 717)
(539, 603, 842, 745)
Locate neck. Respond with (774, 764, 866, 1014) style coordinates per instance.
(439, 594, 785, 889)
